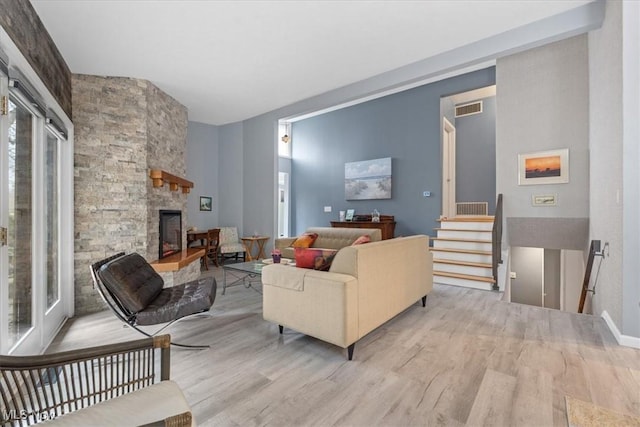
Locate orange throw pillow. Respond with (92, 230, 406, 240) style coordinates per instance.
(351, 235, 372, 245)
(290, 232, 318, 248)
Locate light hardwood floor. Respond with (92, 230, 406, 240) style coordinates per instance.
(48, 267, 640, 426)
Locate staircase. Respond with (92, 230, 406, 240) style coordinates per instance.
(431, 217, 497, 291)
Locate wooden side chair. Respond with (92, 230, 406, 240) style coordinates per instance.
(191, 228, 220, 270)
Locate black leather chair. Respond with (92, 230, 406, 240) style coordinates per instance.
(90, 252, 216, 348)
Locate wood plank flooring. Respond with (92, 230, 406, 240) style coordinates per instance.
(47, 267, 640, 426)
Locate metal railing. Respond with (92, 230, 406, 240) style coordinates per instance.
(491, 194, 503, 290)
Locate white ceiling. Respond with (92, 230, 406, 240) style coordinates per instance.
(30, 0, 592, 126)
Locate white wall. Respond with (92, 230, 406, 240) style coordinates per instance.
(588, 0, 624, 331)
(589, 0, 640, 341)
(496, 35, 590, 221)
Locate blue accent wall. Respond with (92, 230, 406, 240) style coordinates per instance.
(455, 96, 496, 213)
(291, 67, 496, 237)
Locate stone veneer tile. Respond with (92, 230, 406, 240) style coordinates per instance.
(73, 74, 190, 315)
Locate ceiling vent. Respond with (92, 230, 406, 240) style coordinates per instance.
(455, 101, 483, 118)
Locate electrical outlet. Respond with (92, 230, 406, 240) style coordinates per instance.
(423, 191, 431, 197)
(509, 272, 517, 279)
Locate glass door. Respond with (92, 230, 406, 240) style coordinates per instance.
(42, 128, 65, 342)
(0, 73, 68, 355)
(4, 94, 38, 353)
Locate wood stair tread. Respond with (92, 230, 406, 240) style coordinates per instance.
(437, 216, 495, 222)
(432, 237, 492, 243)
(433, 227, 492, 232)
(429, 247, 492, 256)
(433, 258, 492, 269)
(433, 270, 496, 283)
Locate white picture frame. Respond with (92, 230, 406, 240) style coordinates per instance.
(518, 149, 569, 186)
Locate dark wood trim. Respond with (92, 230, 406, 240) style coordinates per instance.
(0, 0, 72, 118)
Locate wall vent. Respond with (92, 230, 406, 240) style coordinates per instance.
(456, 202, 488, 216)
(455, 101, 483, 118)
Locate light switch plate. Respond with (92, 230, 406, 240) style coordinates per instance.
(510, 272, 517, 279)
(423, 191, 431, 197)
(324, 206, 332, 213)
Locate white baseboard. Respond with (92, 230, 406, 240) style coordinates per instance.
(601, 310, 640, 349)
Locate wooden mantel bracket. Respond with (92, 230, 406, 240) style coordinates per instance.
(149, 169, 194, 193)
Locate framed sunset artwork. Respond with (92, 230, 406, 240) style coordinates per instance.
(518, 149, 569, 185)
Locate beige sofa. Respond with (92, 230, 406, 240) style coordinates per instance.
(275, 226, 382, 259)
(262, 235, 433, 359)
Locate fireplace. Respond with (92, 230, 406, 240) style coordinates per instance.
(159, 210, 182, 259)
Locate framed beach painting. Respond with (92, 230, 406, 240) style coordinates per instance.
(518, 149, 569, 185)
(345, 157, 392, 200)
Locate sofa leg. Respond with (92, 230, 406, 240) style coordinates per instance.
(422, 295, 427, 307)
(347, 343, 355, 360)
(278, 325, 283, 334)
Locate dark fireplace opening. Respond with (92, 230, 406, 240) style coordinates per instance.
(159, 210, 182, 259)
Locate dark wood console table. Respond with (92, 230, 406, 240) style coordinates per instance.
(330, 215, 395, 240)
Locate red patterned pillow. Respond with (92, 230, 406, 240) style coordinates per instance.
(290, 232, 319, 249)
(295, 248, 338, 271)
(352, 235, 372, 245)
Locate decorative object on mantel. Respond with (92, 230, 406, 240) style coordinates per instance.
(149, 169, 194, 193)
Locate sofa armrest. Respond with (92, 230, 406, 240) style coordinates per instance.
(275, 237, 296, 259)
(275, 237, 296, 250)
(263, 266, 359, 348)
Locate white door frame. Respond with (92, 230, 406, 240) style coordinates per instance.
(0, 32, 74, 355)
(442, 117, 456, 218)
(277, 172, 290, 238)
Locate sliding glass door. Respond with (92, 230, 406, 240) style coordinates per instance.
(0, 69, 69, 355)
(6, 94, 35, 351)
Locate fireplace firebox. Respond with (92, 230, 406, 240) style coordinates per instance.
(159, 210, 182, 259)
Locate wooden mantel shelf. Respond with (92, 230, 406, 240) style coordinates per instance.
(149, 169, 194, 193)
(150, 248, 204, 272)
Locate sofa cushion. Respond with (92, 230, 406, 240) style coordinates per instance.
(99, 253, 164, 314)
(41, 380, 193, 427)
(290, 232, 318, 249)
(308, 227, 381, 250)
(351, 235, 372, 245)
(295, 248, 338, 270)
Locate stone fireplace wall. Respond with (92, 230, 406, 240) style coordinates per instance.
(73, 75, 188, 315)
(146, 84, 188, 262)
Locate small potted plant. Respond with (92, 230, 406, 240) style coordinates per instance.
(271, 248, 282, 264)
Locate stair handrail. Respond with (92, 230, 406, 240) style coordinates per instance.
(491, 194, 503, 290)
(578, 240, 600, 313)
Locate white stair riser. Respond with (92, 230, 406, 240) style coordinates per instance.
(440, 221, 493, 231)
(433, 240, 492, 251)
(430, 250, 492, 264)
(433, 275, 494, 291)
(436, 230, 492, 240)
(434, 263, 493, 278)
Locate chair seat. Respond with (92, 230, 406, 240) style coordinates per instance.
(137, 277, 217, 325)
